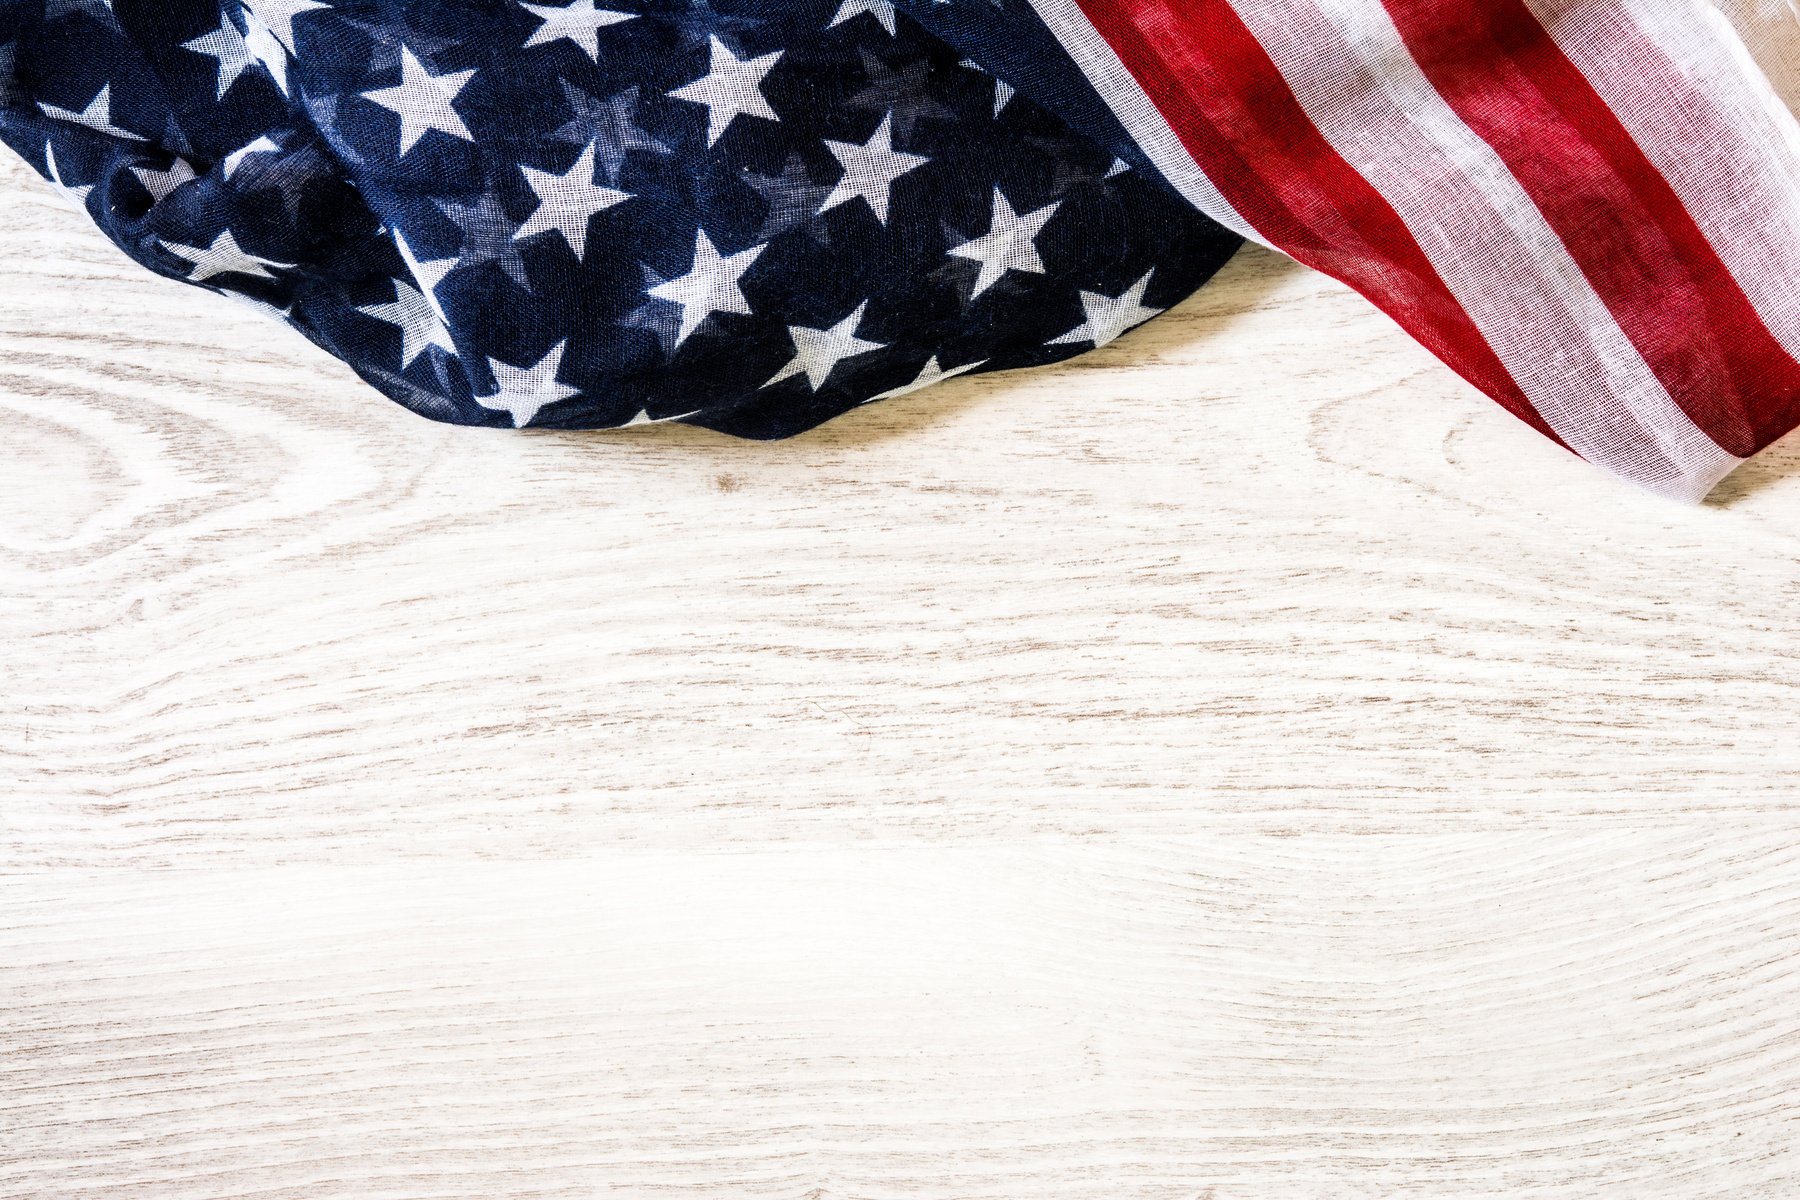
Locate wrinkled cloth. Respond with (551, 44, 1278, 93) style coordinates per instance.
(902, 0, 1800, 501)
(13, 1, 1800, 504)
(0, 0, 1239, 436)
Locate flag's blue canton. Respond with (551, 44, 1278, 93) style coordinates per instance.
(0, 0, 1239, 435)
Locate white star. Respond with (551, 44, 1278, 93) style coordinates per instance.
(1049, 270, 1164, 348)
(647, 229, 766, 347)
(957, 55, 1014, 115)
(43, 142, 93, 210)
(158, 229, 295, 284)
(766, 301, 886, 391)
(39, 84, 144, 142)
(133, 158, 198, 203)
(521, 0, 636, 60)
(618, 407, 700, 427)
(829, 0, 897, 35)
(240, 8, 292, 94)
(993, 79, 1015, 117)
(241, 0, 328, 54)
(362, 47, 478, 155)
(1106, 158, 1130, 179)
(395, 231, 456, 323)
(480, 341, 581, 427)
(947, 187, 1060, 299)
(224, 134, 282, 178)
(226, 292, 295, 325)
(183, 15, 260, 100)
(869, 354, 985, 402)
(667, 36, 783, 147)
(515, 143, 632, 259)
(359, 280, 456, 367)
(821, 113, 929, 224)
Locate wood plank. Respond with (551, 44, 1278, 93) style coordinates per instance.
(4, 153, 1800, 1197)
(6, 843, 1800, 1199)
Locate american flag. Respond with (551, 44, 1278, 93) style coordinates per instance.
(5, 0, 1800, 501)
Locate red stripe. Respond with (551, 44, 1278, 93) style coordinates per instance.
(1070, 0, 1560, 446)
(1380, 0, 1800, 457)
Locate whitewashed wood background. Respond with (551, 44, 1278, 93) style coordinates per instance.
(5, 151, 1800, 1198)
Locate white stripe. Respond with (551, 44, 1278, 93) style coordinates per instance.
(1710, 0, 1800, 116)
(1222, 0, 1740, 500)
(1023, 0, 1269, 248)
(1524, 0, 1800, 366)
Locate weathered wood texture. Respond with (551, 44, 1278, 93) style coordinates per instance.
(4, 154, 1800, 1198)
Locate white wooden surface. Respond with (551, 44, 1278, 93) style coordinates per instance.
(5, 152, 1800, 1197)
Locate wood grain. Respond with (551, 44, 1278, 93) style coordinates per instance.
(9, 842, 1800, 1198)
(4, 152, 1800, 1196)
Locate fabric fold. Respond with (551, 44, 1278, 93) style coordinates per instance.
(7, 0, 1800, 502)
(0, 0, 1239, 437)
(897, 0, 1800, 500)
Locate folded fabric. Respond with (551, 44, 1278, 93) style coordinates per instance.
(6, 1, 1800, 502)
(899, 0, 1800, 501)
(0, 0, 1239, 438)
